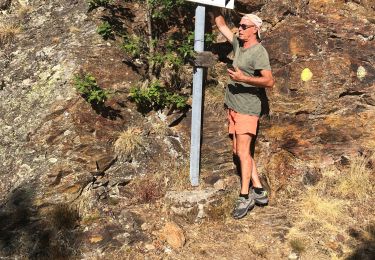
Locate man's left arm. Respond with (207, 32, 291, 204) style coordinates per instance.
(228, 68, 275, 88)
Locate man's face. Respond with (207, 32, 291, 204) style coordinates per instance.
(238, 18, 257, 41)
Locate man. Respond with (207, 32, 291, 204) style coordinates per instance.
(213, 10, 274, 219)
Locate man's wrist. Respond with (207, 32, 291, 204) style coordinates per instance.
(241, 75, 251, 83)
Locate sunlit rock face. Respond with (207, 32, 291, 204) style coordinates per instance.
(0, 0, 374, 256)
(197, 0, 375, 198)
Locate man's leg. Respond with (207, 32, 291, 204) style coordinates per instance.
(236, 133, 253, 194)
(232, 133, 256, 219)
(250, 157, 269, 205)
(251, 157, 262, 188)
(232, 134, 242, 177)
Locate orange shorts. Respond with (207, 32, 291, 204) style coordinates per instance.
(227, 109, 259, 135)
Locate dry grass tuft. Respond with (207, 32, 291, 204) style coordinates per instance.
(151, 121, 169, 136)
(289, 237, 306, 254)
(287, 154, 375, 258)
(50, 203, 80, 230)
(336, 155, 374, 200)
(0, 23, 21, 44)
(136, 178, 165, 203)
(114, 127, 144, 157)
(17, 4, 33, 19)
(167, 162, 191, 191)
(300, 190, 345, 225)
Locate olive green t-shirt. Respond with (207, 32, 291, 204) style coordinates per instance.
(225, 36, 271, 116)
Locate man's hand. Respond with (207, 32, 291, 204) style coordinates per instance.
(228, 67, 246, 82)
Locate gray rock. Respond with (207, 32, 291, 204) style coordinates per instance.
(166, 188, 223, 222)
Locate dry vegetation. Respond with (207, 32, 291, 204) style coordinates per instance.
(0, 23, 21, 45)
(16, 3, 33, 19)
(126, 159, 191, 205)
(287, 154, 375, 258)
(114, 127, 145, 157)
(50, 203, 80, 230)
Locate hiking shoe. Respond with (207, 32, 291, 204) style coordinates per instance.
(250, 188, 269, 206)
(232, 196, 255, 219)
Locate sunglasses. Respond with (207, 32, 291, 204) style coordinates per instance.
(238, 24, 256, 30)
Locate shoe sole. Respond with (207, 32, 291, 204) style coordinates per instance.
(255, 201, 268, 207)
(232, 203, 255, 219)
(254, 198, 269, 206)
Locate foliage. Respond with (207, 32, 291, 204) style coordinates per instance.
(148, 0, 185, 19)
(96, 21, 113, 40)
(176, 31, 195, 60)
(121, 34, 142, 58)
(129, 81, 188, 112)
(74, 73, 110, 105)
(87, 0, 112, 10)
(88, 0, 205, 114)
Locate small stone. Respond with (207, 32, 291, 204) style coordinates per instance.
(159, 222, 185, 249)
(213, 179, 226, 190)
(48, 158, 58, 163)
(164, 246, 172, 254)
(336, 234, 345, 242)
(145, 244, 155, 251)
(288, 252, 299, 260)
(141, 223, 149, 231)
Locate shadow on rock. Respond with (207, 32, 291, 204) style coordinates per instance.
(92, 102, 123, 120)
(347, 224, 375, 260)
(0, 182, 82, 259)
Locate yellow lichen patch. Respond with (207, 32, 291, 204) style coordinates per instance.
(90, 235, 103, 243)
(301, 68, 313, 82)
(356, 66, 367, 81)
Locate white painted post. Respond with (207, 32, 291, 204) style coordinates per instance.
(190, 5, 205, 186)
(187, 0, 235, 186)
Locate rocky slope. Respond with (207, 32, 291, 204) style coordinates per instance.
(0, 0, 374, 259)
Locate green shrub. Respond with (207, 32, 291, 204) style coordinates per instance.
(149, 0, 186, 19)
(177, 31, 195, 60)
(121, 34, 142, 58)
(87, 0, 112, 10)
(175, 32, 214, 61)
(96, 21, 113, 40)
(129, 80, 187, 112)
(74, 73, 110, 105)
